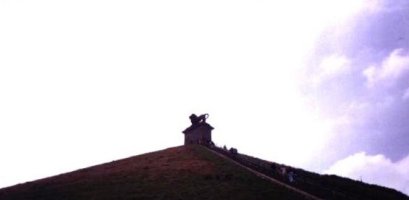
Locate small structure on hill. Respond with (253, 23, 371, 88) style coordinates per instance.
(182, 113, 214, 145)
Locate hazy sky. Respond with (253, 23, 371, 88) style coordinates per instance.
(1, 0, 408, 195)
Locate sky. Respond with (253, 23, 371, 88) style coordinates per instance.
(1, 0, 408, 195)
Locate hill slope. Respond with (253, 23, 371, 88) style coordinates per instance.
(214, 148, 409, 200)
(0, 145, 308, 200)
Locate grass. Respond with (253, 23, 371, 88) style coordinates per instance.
(2, 145, 407, 200)
(0, 145, 307, 200)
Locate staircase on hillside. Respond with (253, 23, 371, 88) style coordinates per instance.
(203, 145, 408, 200)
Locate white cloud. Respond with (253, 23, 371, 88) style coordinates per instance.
(325, 152, 409, 195)
(320, 54, 351, 76)
(312, 54, 351, 85)
(363, 49, 409, 88)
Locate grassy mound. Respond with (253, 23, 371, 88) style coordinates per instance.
(0, 145, 306, 200)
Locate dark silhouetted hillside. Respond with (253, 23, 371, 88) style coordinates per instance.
(0, 145, 307, 200)
(0, 145, 407, 200)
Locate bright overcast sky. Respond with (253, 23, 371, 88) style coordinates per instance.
(1, 0, 409, 195)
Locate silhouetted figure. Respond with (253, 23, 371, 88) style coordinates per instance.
(270, 163, 277, 173)
(209, 141, 215, 147)
(189, 113, 209, 125)
(288, 171, 295, 183)
(279, 165, 287, 177)
(229, 147, 238, 155)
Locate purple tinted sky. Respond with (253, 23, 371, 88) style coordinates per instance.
(304, 2, 409, 193)
(305, 0, 409, 163)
